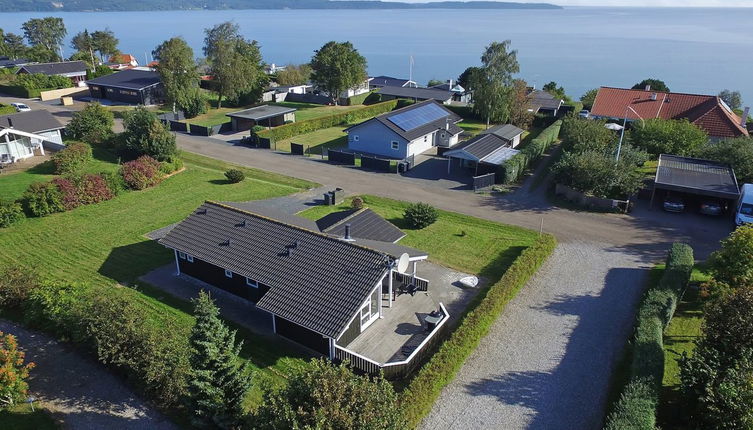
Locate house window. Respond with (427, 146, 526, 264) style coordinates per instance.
(353, 135, 359, 141)
(246, 278, 258, 288)
(186, 255, 194, 263)
(391, 141, 399, 150)
(224, 269, 233, 278)
(178, 252, 186, 259)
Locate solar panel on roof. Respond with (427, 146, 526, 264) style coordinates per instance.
(388, 103, 448, 131)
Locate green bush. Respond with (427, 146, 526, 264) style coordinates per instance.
(559, 115, 616, 152)
(224, 168, 245, 183)
(159, 156, 184, 175)
(22, 182, 64, 217)
(257, 100, 398, 142)
(99, 171, 126, 196)
(52, 142, 93, 174)
(604, 379, 658, 430)
(0, 266, 38, 309)
(16, 73, 72, 90)
(351, 196, 364, 209)
(345, 90, 374, 106)
(552, 148, 646, 199)
(0, 103, 17, 115)
(0, 199, 24, 228)
(66, 103, 115, 145)
(630, 118, 708, 157)
(401, 234, 557, 428)
(403, 202, 439, 229)
(120, 155, 163, 190)
(499, 120, 562, 184)
(604, 243, 694, 430)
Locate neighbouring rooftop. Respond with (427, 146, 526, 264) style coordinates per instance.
(226, 105, 297, 121)
(655, 154, 740, 200)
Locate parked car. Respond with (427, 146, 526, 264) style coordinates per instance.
(10, 102, 31, 112)
(578, 109, 590, 118)
(736, 183, 753, 226)
(663, 194, 685, 213)
(700, 200, 724, 216)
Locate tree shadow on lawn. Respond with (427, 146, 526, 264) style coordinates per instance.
(462, 267, 650, 430)
(98, 240, 173, 284)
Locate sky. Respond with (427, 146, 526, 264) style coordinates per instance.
(388, 0, 753, 6)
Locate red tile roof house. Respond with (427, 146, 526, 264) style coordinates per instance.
(591, 86, 749, 141)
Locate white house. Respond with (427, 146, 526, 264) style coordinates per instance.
(0, 110, 65, 162)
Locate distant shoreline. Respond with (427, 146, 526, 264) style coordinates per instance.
(0, 1, 563, 13)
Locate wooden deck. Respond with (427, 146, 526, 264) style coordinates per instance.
(345, 291, 440, 364)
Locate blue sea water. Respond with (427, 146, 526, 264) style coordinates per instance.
(0, 7, 752, 103)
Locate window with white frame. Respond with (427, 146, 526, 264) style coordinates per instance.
(246, 278, 258, 288)
(187, 255, 194, 262)
(391, 141, 399, 150)
(224, 269, 233, 278)
(178, 252, 186, 259)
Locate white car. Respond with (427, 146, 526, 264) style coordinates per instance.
(10, 102, 31, 112)
(578, 109, 590, 118)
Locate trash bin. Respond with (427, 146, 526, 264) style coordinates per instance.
(323, 193, 332, 205)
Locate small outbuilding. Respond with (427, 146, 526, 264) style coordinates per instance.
(479, 124, 525, 148)
(651, 154, 740, 208)
(226, 105, 297, 131)
(87, 69, 164, 105)
(444, 133, 520, 177)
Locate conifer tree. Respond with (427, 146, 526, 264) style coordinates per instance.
(187, 291, 252, 429)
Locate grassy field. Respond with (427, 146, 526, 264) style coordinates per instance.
(658, 266, 711, 429)
(0, 403, 59, 430)
(185, 101, 365, 127)
(457, 120, 488, 136)
(298, 195, 539, 279)
(0, 145, 122, 202)
(0, 151, 318, 410)
(274, 125, 348, 154)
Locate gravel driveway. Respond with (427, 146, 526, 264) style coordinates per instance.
(421, 240, 652, 430)
(0, 320, 176, 430)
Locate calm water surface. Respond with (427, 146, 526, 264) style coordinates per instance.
(0, 7, 752, 102)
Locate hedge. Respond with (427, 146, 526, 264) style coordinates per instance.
(256, 100, 398, 142)
(345, 90, 375, 106)
(499, 120, 562, 184)
(400, 233, 557, 428)
(604, 243, 694, 430)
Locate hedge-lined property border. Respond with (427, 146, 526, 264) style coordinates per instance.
(400, 233, 557, 428)
(0, 84, 55, 98)
(499, 119, 562, 184)
(256, 100, 399, 142)
(604, 243, 694, 430)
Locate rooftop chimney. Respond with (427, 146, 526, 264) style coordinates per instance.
(742, 107, 750, 128)
(448, 79, 453, 88)
(344, 224, 352, 240)
(645, 85, 651, 91)
(650, 93, 657, 101)
(7, 118, 12, 128)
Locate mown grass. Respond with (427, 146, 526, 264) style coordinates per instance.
(0, 145, 121, 202)
(274, 125, 348, 155)
(271, 101, 363, 122)
(298, 195, 539, 279)
(457, 120, 487, 136)
(0, 403, 59, 430)
(0, 151, 318, 410)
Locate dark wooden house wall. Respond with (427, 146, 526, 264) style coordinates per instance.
(336, 316, 360, 347)
(275, 315, 330, 355)
(88, 84, 164, 106)
(178, 256, 269, 303)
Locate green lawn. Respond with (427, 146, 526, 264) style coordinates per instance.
(638, 159, 659, 180)
(298, 195, 538, 280)
(457, 120, 488, 136)
(658, 266, 711, 429)
(0, 151, 317, 411)
(0, 403, 59, 430)
(274, 125, 348, 155)
(271, 102, 364, 122)
(0, 145, 122, 202)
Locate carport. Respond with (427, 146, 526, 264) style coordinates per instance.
(651, 154, 740, 209)
(226, 105, 297, 132)
(444, 133, 520, 176)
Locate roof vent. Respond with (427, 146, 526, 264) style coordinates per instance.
(236, 219, 247, 227)
(645, 85, 651, 91)
(650, 93, 657, 101)
(221, 239, 231, 246)
(292, 240, 300, 249)
(198, 208, 208, 215)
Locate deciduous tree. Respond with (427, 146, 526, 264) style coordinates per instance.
(542, 81, 566, 100)
(121, 107, 176, 161)
(274, 63, 312, 86)
(632, 78, 669, 92)
(629, 118, 708, 156)
(187, 291, 251, 429)
(508, 78, 533, 129)
(2, 32, 26, 59)
(66, 102, 114, 144)
(21, 17, 66, 60)
(71, 29, 96, 69)
(457, 66, 481, 90)
(470, 40, 519, 126)
(580, 88, 598, 110)
(91, 29, 119, 63)
(310, 41, 367, 105)
(697, 137, 753, 184)
(708, 225, 753, 289)
(719, 89, 743, 111)
(203, 22, 265, 109)
(153, 37, 202, 114)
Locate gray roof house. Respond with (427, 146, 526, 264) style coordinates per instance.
(429, 79, 472, 104)
(159, 201, 446, 378)
(479, 124, 525, 148)
(376, 86, 454, 105)
(527, 90, 564, 116)
(369, 75, 418, 89)
(444, 133, 521, 177)
(0, 110, 65, 157)
(17, 61, 88, 85)
(87, 70, 164, 105)
(345, 100, 463, 159)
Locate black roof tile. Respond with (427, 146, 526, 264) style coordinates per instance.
(87, 69, 161, 90)
(0, 110, 63, 133)
(19, 61, 87, 75)
(318, 208, 406, 243)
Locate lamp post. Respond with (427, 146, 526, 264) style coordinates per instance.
(615, 106, 644, 162)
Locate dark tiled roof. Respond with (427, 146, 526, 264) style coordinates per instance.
(222, 202, 319, 231)
(317, 208, 406, 243)
(0, 110, 63, 133)
(346, 100, 461, 142)
(591, 87, 748, 138)
(87, 69, 161, 90)
(369, 76, 415, 88)
(527, 90, 563, 112)
(226, 105, 296, 121)
(159, 201, 391, 339)
(444, 133, 520, 166)
(655, 154, 740, 200)
(481, 124, 524, 141)
(0, 58, 30, 68)
(377, 86, 453, 102)
(19, 61, 87, 76)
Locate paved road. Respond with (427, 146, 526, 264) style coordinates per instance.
(4, 95, 731, 429)
(0, 320, 176, 430)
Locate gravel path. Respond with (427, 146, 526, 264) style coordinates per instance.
(421, 240, 652, 430)
(0, 320, 177, 430)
